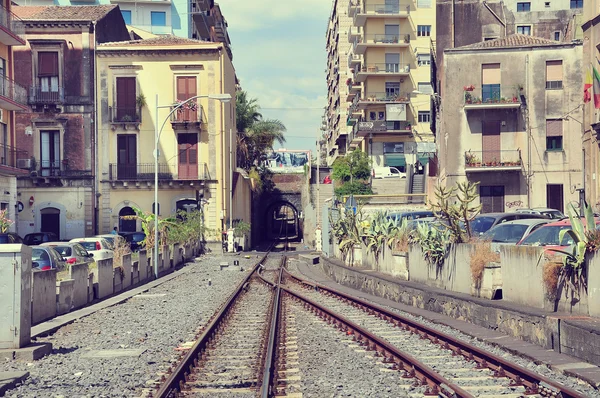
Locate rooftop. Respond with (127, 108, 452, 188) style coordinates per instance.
(447, 34, 569, 52)
(99, 35, 220, 48)
(13, 5, 117, 21)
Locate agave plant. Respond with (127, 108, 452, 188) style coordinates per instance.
(362, 211, 400, 264)
(413, 222, 451, 266)
(330, 206, 364, 263)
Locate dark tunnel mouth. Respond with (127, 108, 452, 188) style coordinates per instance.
(265, 201, 299, 241)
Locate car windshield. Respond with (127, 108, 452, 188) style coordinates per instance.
(131, 234, 145, 242)
(471, 217, 496, 235)
(32, 249, 50, 262)
(102, 237, 115, 249)
(53, 246, 72, 256)
(482, 224, 529, 243)
(79, 242, 98, 251)
(542, 211, 564, 219)
(25, 234, 44, 244)
(519, 225, 574, 246)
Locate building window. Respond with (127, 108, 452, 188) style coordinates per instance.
(481, 63, 501, 101)
(480, 186, 505, 213)
(369, 111, 376, 121)
(378, 111, 385, 120)
(546, 119, 563, 150)
(115, 77, 137, 121)
(545, 60, 563, 89)
(546, 184, 564, 213)
(417, 0, 431, 7)
(516, 25, 531, 35)
(570, 0, 583, 8)
(40, 130, 60, 177)
(37, 52, 59, 97)
(383, 143, 404, 153)
(545, 1, 550, 6)
(418, 111, 431, 123)
(417, 82, 432, 94)
(121, 10, 131, 25)
(554, 31, 561, 41)
(385, 82, 400, 98)
(417, 25, 431, 37)
(151, 11, 166, 26)
(417, 53, 431, 66)
(517, 2, 531, 11)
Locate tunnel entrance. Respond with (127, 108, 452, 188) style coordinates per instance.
(266, 201, 299, 241)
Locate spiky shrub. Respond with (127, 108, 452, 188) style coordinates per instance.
(330, 205, 364, 264)
(470, 240, 499, 289)
(362, 211, 401, 265)
(430, 181, 481, 243)
(412, 222, 451, 266)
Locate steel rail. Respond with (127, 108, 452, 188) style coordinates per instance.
(283, 268, 587, 398)
(151, 249, 272, 398)
(281, 286, 470, 397)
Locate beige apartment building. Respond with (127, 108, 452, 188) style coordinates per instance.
(333, 0, 436, 175)
(440, 35, 582, 213)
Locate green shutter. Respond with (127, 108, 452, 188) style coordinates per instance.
(384, 154, 406, 167)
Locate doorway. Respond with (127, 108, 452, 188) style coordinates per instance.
(117, 134, 137, 180)
(178, 133, 198, 179)
(40, 207, 60, 238)
(119, 206, 136, 232)
(546, 184, 564, 213)
(480, 185, 505, 213)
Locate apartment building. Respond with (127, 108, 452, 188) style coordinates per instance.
(337, 0, 436, 173)
(96, 36, 241, 235)
(12, 5, 130, 239)
(440, 35, 582, 213)
(190, 0, 232, 59)
(0, 0, 28, 233)
(583, 0, 600, 206)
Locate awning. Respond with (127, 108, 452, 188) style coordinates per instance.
(384, 153, 406, 167)
(417, 154, 433, 164)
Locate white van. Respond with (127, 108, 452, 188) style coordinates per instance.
(372, 166, 406, 179)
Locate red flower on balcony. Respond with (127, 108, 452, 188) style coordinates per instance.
(463, 85, 475, 91)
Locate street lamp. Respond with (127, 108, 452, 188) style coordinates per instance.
(153, 93, 232, 279)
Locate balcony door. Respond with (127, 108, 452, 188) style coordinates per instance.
(176, 76, 198, 122)
(482, 120, 501, 164)
(385, 53, 400, 73)
(384, 0, 400, 13)
(40, 130, 60, 176)
(117, 134, 136, 179)
(116, 77, 136, 121)
(178, 133, 198, 179)
(481, 63, 501, 102)
(480, 186, 505, 213)
(38, 52, 59, 102)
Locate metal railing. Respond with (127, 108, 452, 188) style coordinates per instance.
(0, 143, 27, 169)
(359, 33, 410, 44)
(464, 150, 522, 167)
(361, 92, 410, 102)
(28, 86, 64, 104)
(0, 3, 25, 41)
(463, 85, 520, 105)
(359, 3, 410, 14)
(360, 63, 410, 73)
(34, 160, 93, 177)
(110, 106, 142, 123)
(0, 75, 27, 105)
(170, 106, 202, 124)
(108, 163, 210, 181)
(357, 119, 412, 132)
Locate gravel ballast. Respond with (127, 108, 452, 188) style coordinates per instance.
(1, 253, 262, 398)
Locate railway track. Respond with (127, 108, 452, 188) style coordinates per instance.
(151, 253, 591, 398)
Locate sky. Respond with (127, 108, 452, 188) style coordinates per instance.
(217, 0, 331, 153)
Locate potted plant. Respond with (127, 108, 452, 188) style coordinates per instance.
(136, 93, 147, 109)
(465, 92, 473, 104)
(346, 78, 352, 85)
(463, 84, 475, 92)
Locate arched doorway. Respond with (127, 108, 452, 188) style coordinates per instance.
(119, 207, 136, 232)
(266, 202, 298, 241)
(41, 207, 60, 238)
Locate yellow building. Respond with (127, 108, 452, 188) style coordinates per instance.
(344, 0, 436, 172)
(96, 36, 240, 236)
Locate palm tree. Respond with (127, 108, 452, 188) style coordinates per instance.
(236, 91, 261, 133)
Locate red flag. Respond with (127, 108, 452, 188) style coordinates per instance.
(584, 64, 593, 103)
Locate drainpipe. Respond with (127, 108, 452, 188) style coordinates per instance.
(526, 54, 532, 208)
(219, 48, 226, 234)
(92, 21, 98, 236)
(451, 0, 455, 48)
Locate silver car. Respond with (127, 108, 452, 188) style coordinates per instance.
(31, 245, 67, 271)
(481, 219, 550, 252)
(41, 242, 94, 266)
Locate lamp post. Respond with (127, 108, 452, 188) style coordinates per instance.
(153, 93, 232, 279)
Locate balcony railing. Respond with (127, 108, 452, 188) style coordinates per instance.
(360, 63, 410, 73)
(108, 163, 210, 181)
(170, 105, 202, 125)
(359, 33, 410, 44)
(110, 106, 142, 124)
(463, 85, 521, 107)
(0, 75, 27, 108)
(29, 86, 64, 105)
(0, 143, 27, 170)
(361, 92, 410, 103)
(0, 4, 25, 44)
(360, 3, 410, 14)
(464, 150, 522, 169)
(357, 119, 412, 133)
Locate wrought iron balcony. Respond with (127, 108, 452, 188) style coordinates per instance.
(0, 4, 25, 46)
(463, 85, 521, 110)
(464, 150, 522, 171)
(110, 106, 142, 124)
(356, 63, 410, 82)
(360, 92, 410, 104)
(0, 143, 28, 173)
(28, 160, 93, 178)
(355, 2, 411, 25)
(108, 163, 209, 181)
(170, 105, 202, 127)
(0, 75, 27, 110)
(28, 86, 65, 105)
(354, 34, 410, 53)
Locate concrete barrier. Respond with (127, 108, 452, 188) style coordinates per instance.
(87, 273, 94, 303)
(588, 253, 600, 317)
(96, 259, 114, 300)
(138, 250, 148, 282)
(31, 269, 57, 325)
(122, 254, 132, 289)
(113, 268, 123, 293)
(132, 261, 139, 286)
(408, 244, 472, 295)
(500, 246, 546, 309)
(69, 263, 89, 310)
(56, 279, 74, 315)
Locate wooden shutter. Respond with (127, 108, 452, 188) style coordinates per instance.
(546, 119, 563, 137)
(116, 77, 136, 119)
(482, 120, 501, 163)
(176, 76, 198, 121)
(546, 61, 562, 81)
(482, 64, 501, 84)
(38, 52, 58, 76)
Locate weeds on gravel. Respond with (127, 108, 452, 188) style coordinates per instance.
(470, 240, 499, 289)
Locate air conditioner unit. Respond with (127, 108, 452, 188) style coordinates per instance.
(17, 158, 31, 169)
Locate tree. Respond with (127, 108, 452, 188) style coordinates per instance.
(332, 149, 372, 184)
(236, 90, 262, 133)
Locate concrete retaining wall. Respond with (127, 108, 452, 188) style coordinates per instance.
(56, 279, 75, 315)
(69, 263, 89, 310)
(31, 269, 57, 325)
(96, 259, 114, 300)
(138, 250, 148, 282)
(122, 254, 132, 290)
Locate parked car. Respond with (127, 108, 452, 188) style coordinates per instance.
(69, 237, 113, 260)
(515, 208, 564, 220)
(481, 219, 550, 251)
(95, 234, 127, 250)
(0, 232, 23, 244)
(470, 213, 548, 236)
(388, 211, 435, 224)
(23, 232, 59, 245)
(41, 242, 94, 266)
(517, 218, 600, 249)
(119, 232, 146, 252)
(372, 166, 406, 179)
(31, 245, 66, 271)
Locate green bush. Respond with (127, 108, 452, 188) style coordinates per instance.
(334, 181, 373, 196)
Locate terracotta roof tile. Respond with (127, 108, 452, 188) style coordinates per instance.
(99, 35, 219, 47)
(453, 34, 561, 50)
(13, 5, 117, 21)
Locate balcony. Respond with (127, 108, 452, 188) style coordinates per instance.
(348, 26, 361, 42)
(354, 34, 410, 54)
(463, 85, 521, 111)
(108, 163, 210, 182)
(0, 75, 27, 110)
(347, 51, 361, 68)
(464, 150, 522, 172)
(28, 86, 64, 106)
(0, 4, 25, 46)
(110, 106, 142, 125)
(356, 119, 412, 136)
(358, 92, 410, 106)
(346, 80, 362, 101)
(170, 105, 202, 129)
(191, 10, 214, 38)
(356, 63, 410, 82)
(0, 143, 28, 175)
(27, 160, 93, 178)
(348, 0, 360, 18)
(354, 2, 410, 25)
